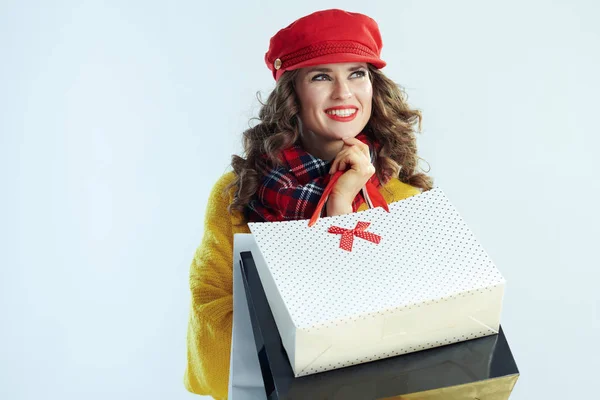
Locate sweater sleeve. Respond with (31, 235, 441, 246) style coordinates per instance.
(184, 174, 235, 400)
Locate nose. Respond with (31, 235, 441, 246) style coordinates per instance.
(332, 80, 352, 100)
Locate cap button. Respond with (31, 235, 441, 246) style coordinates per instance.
(274, 58, 282, 70)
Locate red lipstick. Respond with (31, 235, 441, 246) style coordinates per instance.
(324, 106, 359, 122)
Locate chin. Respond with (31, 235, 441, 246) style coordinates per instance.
(333, 128, 362, 140)
(324, 132, 355, 141)
(311, 123, 364, 141)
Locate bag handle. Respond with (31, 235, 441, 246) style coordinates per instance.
(308, 170, 390, 227)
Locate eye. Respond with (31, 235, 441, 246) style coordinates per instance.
(311, 74, 331, 81)
(350, 70, 367, 79)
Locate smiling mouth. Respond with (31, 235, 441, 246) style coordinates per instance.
(325, 108, 357, 117)
(324, 107, 358, 122)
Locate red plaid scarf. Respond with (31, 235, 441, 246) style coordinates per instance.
(246, 133, 382, 222)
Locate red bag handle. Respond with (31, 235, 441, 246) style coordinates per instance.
(308, 171, 390, 227)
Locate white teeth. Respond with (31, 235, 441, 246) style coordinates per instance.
(326, 109, 357, 117)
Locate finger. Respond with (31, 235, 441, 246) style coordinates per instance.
(329, 158, 337, 174)
(342, 137, 363, 145)
(343, 137, 370, 160)
(331, 143, 369, 174)
(340, 152, 364, 173)
(361, 144, 371, 161)
(347, 144, 370, 164)
(346, 152, 374, 175)
(330, 152, 347, 174)
(342, 150, 358, 172)
(338, 159, 347, 172)
(356, 141, 371, 161)
(330, 147, 352, 173)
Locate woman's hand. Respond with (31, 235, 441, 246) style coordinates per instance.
(326, 137, 375, 216)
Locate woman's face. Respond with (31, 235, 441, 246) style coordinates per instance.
(294, 62, 372, 142)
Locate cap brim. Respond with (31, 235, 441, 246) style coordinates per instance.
(275, 53, 386, 80)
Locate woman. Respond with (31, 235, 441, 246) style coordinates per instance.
(184, 9, 433, 399)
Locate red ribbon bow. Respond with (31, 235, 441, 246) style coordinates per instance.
(328, 221, 382, 252)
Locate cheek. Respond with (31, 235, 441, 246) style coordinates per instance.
(299, 87, 328, 113)
(357, 82, 373, 112)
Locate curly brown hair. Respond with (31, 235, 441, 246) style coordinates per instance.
(227, 64, 433, 217)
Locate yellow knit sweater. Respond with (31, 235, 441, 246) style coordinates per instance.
(183, 171, 421, 399)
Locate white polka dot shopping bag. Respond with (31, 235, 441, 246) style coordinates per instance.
(247, 172, 506, 378)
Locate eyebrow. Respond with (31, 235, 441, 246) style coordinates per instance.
(306, 65, 367, 73)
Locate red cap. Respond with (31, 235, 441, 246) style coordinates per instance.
(265, 9, 386, 81)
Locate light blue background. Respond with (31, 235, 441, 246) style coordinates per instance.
(2, 1, 598, 399)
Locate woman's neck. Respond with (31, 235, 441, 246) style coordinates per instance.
(299, 130, 344, 161)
